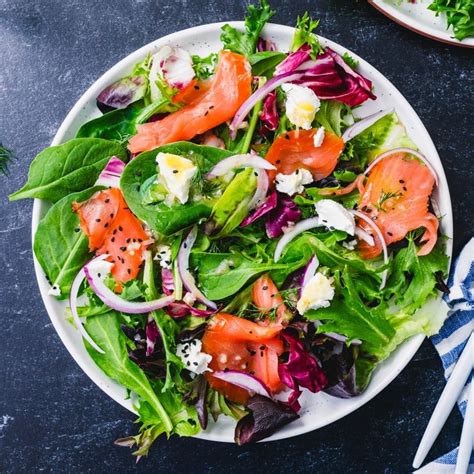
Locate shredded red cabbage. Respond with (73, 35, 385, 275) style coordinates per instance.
(241, 191, 277, 227)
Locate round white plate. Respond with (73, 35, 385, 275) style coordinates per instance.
(32, 22, 453, 443)
(369, 0, 474, 48)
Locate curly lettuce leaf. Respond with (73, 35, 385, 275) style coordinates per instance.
(220, 0, 275, 57)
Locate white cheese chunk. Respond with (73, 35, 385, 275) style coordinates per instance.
(154, 244, 172, 269)
(297, 272, 335, 315)
(176, 339, 212, 374)
(315, 199, 355, 235)
(275, 168, 313, 196)
(281, 84, 320, 130)
(156, 152, 198, 205)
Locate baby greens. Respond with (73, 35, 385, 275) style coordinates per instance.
(9, 138, 126, 202)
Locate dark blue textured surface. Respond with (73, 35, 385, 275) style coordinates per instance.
(1, 0, 472, 472)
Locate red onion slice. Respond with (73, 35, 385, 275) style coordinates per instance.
(274, 217, 322, 262)
(355, 225, 375, 246)
(83, 256, 175, 313)
(364, 147, 438, 186)
(247, 169, 269, 211)
(95, 156, 125, 188)
(341, 109, 393, 143)
(229, 71, 305, 136)
(178, 227, 217, 310)
(350, 210, 389, 289)
(206, 154, 276, 179)
(69, 267, 105, 353)
(212, 370, 272, 398)
(302, 255, 320, 288)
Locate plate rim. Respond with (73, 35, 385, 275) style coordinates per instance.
(368, 0, 474, 48)
(30, 21, 453, 443)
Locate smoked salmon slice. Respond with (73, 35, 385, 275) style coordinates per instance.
(73, 188, 150, 286)
(356, 153, 438, 259)
(202, 313, 284, 404)
(128, 51, 252, 153)
(265, 128, 345, 183)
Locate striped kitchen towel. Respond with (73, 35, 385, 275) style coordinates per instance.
(416, 238, 474, 473)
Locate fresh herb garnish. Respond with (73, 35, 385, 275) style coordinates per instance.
(375, 189, 401, 212)
(428, 0, 474, 40)
(0, 143, 14, 176)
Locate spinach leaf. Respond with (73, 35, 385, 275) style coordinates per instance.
(120, 142, 233, 236)
(33, 187, 100, 298)
(192, 252, 285, 300)
(77, 98, 178, 143)
(220, 0, 275, 57)
(76, 103, 143, 142)
(249, 51, 286, 76)
(9, 138, 127, 202)
(84, 311, 174, 433)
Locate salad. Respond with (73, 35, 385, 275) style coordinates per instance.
(10, 0, 449, 457)
(388, 0, 474, 40)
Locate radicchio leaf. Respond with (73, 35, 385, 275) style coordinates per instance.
(259, 91, 279, 136)
(241, 191, 277, 227)
(278, 330, 328, 411)
(265, 194, 302, 238)
(257, 37, 277, 52)
(121, 325, 166, 379)
(235, 395, 299, 445)
(96, 75, 147, 111)
(293, 47, 375, 107)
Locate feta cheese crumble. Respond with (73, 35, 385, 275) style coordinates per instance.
(315, 199, 356, 235)
(176, 339, 212, 374)
(313, 127, 325, 147)
(156, 152, 198, 205)
(275, 168, 313, 196)
(297, 272, 335, 315)
(281, 84, 320, 130)
(154, 244, 172, 269)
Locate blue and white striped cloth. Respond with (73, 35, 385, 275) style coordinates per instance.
(416, 238, 474, 473)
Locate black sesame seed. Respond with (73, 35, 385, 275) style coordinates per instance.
(97, 273, 101, 278)
(173, 169, 179, 174)
(262, 285, 268, 291)
(209, 105, 214, 109)
(399, 179, 405, 184)
(259, 345, 265, 350)
(127, 268, 131, 274)
(118, 226, 123, 231)
(120, 246, 127, 251)
(95, 218, 101, 222)
(187, 361, 191, 367)
(403, 186, 407, 192)
(276, 160, 281, 164)
(387, 231, 393, 236)
(194, 85, 200, 90)
(105, 198, 110, 203)
(183, 243, 187, 249)
(126, 238, 131, 243)
(104, 223, 109, 228)
(204, 111, 209, 116)
(295, 169, 299, 175)
(193, 362, 198, 366)
(138, 238, 143, 242)
(74, 228, 80, 233)
(285, 134, 290, 140)
(112, 229, 117, 235)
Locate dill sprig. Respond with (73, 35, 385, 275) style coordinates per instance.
(375, 189, 401, 212)
(0, 143, 14, 176)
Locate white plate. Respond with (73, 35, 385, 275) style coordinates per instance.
(31, 22, 453, 443)
(369, 0, 474, 48)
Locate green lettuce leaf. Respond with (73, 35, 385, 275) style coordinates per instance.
(220, 0, 275, 57)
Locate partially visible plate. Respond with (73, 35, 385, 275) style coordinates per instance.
(369, 0, 474, 48)
(32, 21, 453, 443)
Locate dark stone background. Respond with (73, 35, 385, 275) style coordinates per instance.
(1, 0, 472, 472)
